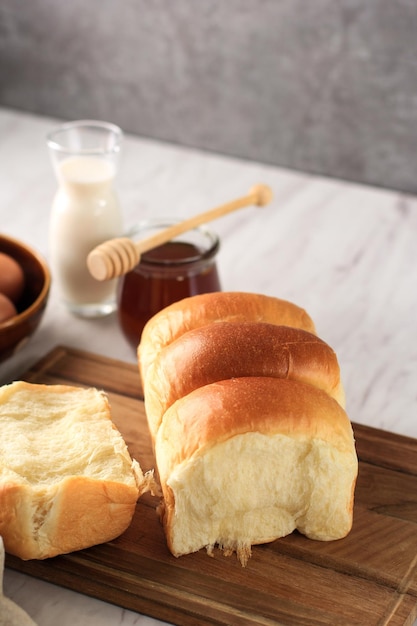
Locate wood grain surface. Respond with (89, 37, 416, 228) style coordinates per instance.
(5, 346, 417, 626)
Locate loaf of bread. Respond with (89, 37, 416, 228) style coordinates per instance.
(138, 292, 357, 565)
(0, 381, 151, 560)
(144, 322, 345, 440)
(138, 291, 316, 383)
(156, 378, 357, 565)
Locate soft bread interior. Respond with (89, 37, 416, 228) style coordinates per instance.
(163, 433, 356, 565)
(0, 384, 138, 486)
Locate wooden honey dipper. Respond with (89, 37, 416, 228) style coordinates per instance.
(87, 184, 273, 281)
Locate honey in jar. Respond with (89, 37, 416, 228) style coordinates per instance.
(117, 220, 221, 348)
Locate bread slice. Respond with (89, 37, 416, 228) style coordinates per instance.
(0, 381, 150, 560)
(144, 322, 345, 439)
(155, 377, 358, 566)
(138, 291, 316, 383)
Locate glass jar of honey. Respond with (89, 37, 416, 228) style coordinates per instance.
(117, 219, 222, 348)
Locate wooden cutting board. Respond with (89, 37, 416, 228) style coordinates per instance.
(5, 346, 417, 626)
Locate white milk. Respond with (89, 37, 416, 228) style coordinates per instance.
(49, 156, 123, 313)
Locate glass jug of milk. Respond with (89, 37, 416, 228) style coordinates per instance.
(47, 120, 123, 317)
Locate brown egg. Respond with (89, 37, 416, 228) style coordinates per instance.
(0, 252, 25, 304)
(0, 292, 18, 323)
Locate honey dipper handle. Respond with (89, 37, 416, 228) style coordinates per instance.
(87, 184, 273, 281)
(135, 184, 272, 257)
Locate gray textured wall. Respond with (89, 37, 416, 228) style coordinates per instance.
(1, 0, 417, 193)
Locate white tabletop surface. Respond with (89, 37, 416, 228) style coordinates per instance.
(0, 106, 416, 625)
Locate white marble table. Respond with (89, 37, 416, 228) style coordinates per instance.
(0, 107, 416, 625)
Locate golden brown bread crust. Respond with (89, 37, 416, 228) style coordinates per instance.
(0, 476, 139, 560)
(156, 377, 355, 475)
(156, 377, 358, 560)
(144, 322, 345, 440)
(138, 292, 316, 382)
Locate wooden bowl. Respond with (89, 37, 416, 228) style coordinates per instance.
(0, 234, 51, 362)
